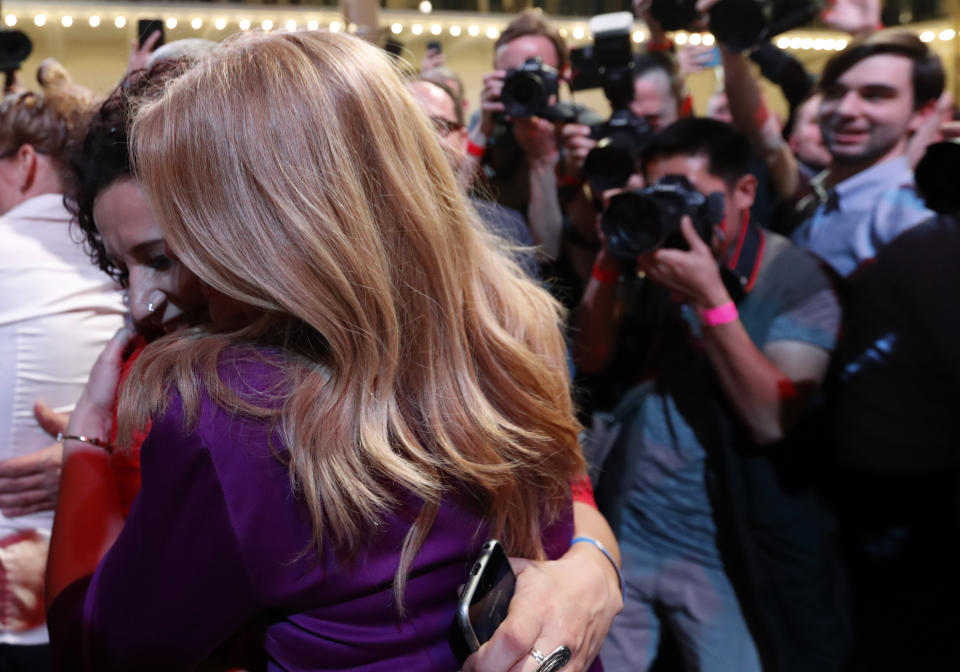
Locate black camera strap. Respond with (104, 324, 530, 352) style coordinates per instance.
(720, 214, 766, 304)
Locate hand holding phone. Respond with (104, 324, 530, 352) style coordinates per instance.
(421, 41, 445, 73)
(449, 539, 516, 665)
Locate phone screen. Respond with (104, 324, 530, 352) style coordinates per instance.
(449, 539, 517, 663)
(467, 544, 515, 644)
(137, 19, 165, 50)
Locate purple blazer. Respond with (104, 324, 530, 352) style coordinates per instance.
(48, 354, 601, 671)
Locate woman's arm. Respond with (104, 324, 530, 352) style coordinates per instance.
(463, 499, 622, 672)
(46, 327, 133, 607)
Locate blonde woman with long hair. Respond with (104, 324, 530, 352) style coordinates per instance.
(45, 31, 619, 671)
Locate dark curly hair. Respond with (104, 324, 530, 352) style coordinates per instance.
(66, 60, 189, 285)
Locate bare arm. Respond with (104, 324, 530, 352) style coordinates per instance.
(720, 47, 801, 200)
(527, 154, 564, 260)
(46, 328, 133, 608)
(701, 321, 830, 444)
(460, 71, 507, 192)
(516, 117, 564, 260)
(572, 247, 621, 374)
(639, 218, 831, 444)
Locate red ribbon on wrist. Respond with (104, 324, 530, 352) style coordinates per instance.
(591, 263, 619, 285)
(466, 139, 486, 158)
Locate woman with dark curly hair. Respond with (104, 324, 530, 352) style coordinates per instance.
(69, 62, 207, 341)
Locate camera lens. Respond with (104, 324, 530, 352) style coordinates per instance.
(509, 75, 542, 105)
(502, 73, 546, 117)
(709, 0, 767, 51)
(602, 193, 666, 258)
(583, 142, 636, 193)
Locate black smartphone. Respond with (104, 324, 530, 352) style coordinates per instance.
(427, 40, 442, 54)
(137, 19, 165, 51)
(448, 539, 516, 665)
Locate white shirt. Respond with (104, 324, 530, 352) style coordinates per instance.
(0, 194, 125, 643)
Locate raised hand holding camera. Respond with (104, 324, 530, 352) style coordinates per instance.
(636, 216, 731, 310)
(478, 70, 507, 138)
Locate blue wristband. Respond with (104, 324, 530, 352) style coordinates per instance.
(570, 536, 625, 603)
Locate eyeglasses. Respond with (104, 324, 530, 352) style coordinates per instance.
(429, 116, 465, 137)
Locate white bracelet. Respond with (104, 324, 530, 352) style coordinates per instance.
(571, 536, 625, 603)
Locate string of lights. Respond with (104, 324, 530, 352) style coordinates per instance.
(3, 2, 957, 52)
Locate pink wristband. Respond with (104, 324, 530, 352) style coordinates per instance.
(698, 301, 738, 327)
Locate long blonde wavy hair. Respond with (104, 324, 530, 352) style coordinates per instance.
(120, 30, 584, 603)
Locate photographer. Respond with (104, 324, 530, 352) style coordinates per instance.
(576, 119, 848, 672)
(467, 10, 598, 263)
(562, 52, 684, 178)
(556, 49, 685, 307)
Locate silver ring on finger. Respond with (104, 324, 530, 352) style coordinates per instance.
(530, 645, 572, 672)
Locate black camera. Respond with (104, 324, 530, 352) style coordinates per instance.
(916, 140, 960, 216)
(651, 0, 821, 51)
(601, 175, 725, 258)
(0, 30, 32, 72)
(501, 57, 560, 119)
(649, 0, 700, 31)
(582, 109, 653, 193)
(569, 12, 636, 110)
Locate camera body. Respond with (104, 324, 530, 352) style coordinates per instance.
(501, 57, 561, 119)
(651, 0, 821, 51)
(0, 30, 32, 72)
(582, 109, 653, 193)
(569, 12, 636, 109)
(601, 175, 725, 258)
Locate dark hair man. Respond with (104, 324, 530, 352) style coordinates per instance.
(785, 31, 943, 276)
(576, 118, 848, 672)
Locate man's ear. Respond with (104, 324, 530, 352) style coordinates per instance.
(14, 144, 38, 193)
(732, 172, 758, 212)
(908, 97, 941, 134)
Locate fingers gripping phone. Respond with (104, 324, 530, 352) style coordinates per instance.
(448, 539, 516, 665)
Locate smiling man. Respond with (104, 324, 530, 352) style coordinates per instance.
(785, 31, 943, 277)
